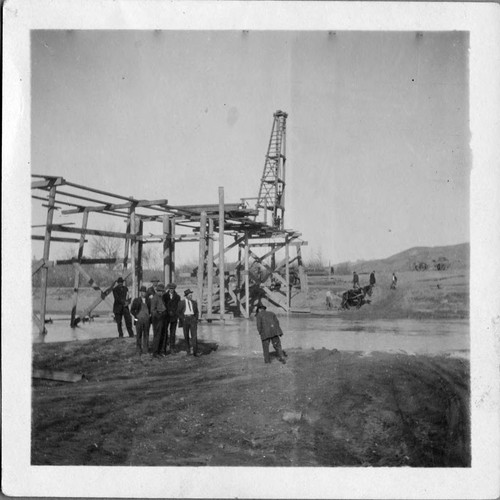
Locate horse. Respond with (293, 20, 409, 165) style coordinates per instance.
(341, 284, 373, 310)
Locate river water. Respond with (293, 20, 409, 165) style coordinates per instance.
(33, 314, 469, 358)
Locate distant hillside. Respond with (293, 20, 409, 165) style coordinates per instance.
(334, 242, 469, 274)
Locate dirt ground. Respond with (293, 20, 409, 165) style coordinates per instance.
(32, 340, 469, 467)
(31, 270, 470, 467)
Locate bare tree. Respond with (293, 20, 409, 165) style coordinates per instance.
(90, 226, 121, 269)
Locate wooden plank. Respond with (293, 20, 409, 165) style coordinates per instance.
(31, 177, 64, 190)
(50, 225, 137, 240)
(60, 199, 169, 215)
(54, 257, 126, 266)
(33, 369, 84, 383)
(32, 235, 88, 244)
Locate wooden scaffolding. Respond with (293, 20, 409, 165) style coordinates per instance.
(32, 175, 309, 335)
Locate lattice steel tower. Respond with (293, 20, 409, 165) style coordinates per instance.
(256, 110, 288, 230)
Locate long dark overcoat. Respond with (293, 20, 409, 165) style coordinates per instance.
(256, 310, 283, 340)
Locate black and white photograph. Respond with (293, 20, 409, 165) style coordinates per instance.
(3, 1, 500, 498)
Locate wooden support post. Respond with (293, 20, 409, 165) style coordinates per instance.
(70, 210, 89, 327)
(137, 219, 144, 287)
(271, 244, 276, 271)
(207, 218, 214, 317)
(39, 184, 57, 334)
(163, 215, 171, 285)
(170, 217, 176, 283)
(218, 187, 225, 320)
(198, 212, 207, 315)
(236, 239, 242, 313)
(285, 236, 290, 310)
(130, 210, 137, 299)
(123, 216, 131, 269)
(244, 232, 250, 319)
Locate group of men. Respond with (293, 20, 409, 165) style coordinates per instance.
(113, 276, 288, 365)
(112, 277, 200, 358)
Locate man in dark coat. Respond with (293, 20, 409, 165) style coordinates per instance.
(112, 277, 134, 338)
(369, 271, 376, 286)
(163, 283, 181, 353)
(150, 283, 168, 358)
(255, 305, 286, 364)
(130, 285, 151, 355)
(177, 289, 200, 357)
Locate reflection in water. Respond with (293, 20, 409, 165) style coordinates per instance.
(33, 315, 469, 358)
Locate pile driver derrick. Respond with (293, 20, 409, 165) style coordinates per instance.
(255, 110, 288, 230)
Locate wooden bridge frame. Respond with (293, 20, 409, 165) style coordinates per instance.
(32, 175, 309, 335)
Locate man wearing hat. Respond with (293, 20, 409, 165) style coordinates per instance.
(151, 283, 168, 357)
(255, 305, 286, 364)
(163, 283, 181, 353)
(112, 277, 134, 338)
(147, 278, 160, 300)
(131, 286, 151, 355)
(177, 289, 200, 356)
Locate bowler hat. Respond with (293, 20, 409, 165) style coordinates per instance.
(151, 278, 160, 283)
(117, 277, 124, 283)
(256, 304, 267, 311)
(167, 283, 177, 289)
(139, 285, 147, 292)
(157, 283, 165, 291)
(184, 289, 193, 296)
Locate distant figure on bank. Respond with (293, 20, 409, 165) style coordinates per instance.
(178, 289, 200, 357)
(163, 283, 181, 354)
(391, 272, 398, 290)
(353, 271, 360, 289)
(256, 305, 287, 364)
(369, 271, 376, 287)
(112, 277, 134, 338)
(151, 283, 168, 358)
(330, 266, 334, 276)
(326, 290, 333, 310)
(131, 285, 151, 355)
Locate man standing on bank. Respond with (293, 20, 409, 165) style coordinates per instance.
(131, 285, 151, 355)
(369, 270, 376, 287)
(112, 277, 134, 338)
(151, 283, 168, 358)
(163, 283, 181, 353)
(177, 289, 200, 357)
(256, 305, 286, 364)
(353, 271, 360, 289)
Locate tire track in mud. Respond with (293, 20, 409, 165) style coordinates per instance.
(388, 355, 470, 466)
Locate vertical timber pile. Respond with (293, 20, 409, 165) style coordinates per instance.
(70, 210, 89, 327)
(130, 210, 137, 299)
(207, 218, 214, 317)
(38, 183, 58, 335)
(256, 110, 287, 230)
(218, 187, 225, 320)
(198, 212, 207, 315)
(163, 215, 171, 285)
(244, 232, 250, 318)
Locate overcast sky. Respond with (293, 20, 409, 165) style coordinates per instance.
(31, 30, 470, 265)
